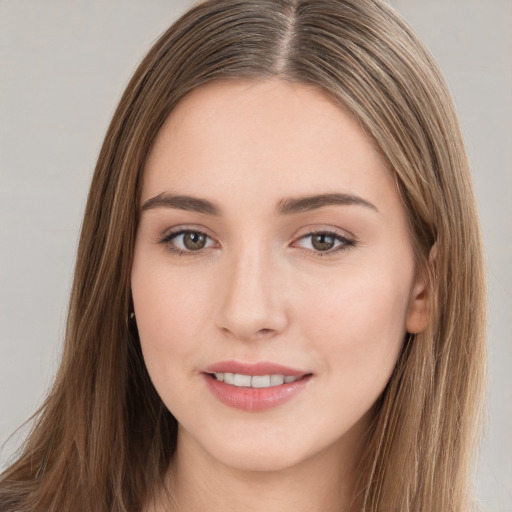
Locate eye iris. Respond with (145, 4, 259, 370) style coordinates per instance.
(311, 234, 335, 251)
(183, 232, 207, 250)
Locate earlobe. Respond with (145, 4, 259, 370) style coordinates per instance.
(405, 243, 437, 334)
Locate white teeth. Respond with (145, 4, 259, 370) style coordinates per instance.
(251, 375, 271, 388)
(233, 374, 252, 387)
(212, 373, 300, 388)
(270, 375, 285, 386)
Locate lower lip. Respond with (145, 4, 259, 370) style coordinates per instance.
(202, 373, 312, 412)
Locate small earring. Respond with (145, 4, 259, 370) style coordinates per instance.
(129, 311, 135, 320)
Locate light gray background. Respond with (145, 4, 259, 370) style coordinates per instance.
(1, 1, 510, 510)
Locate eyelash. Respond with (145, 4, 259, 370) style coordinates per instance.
(296, 229, 356, 257)
(158, 228, 356, 258)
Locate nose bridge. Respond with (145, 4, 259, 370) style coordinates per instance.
(216, 236, 288, 340)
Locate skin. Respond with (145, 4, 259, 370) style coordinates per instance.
(131, 79, 428, 512)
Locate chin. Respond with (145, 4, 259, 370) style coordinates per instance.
(207, 441, 308, 473)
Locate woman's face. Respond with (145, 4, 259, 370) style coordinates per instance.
(131, 80, 427, 472)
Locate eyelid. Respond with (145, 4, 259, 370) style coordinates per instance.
(291, 228, 357, 257)
(157, 225, 357, 257)
(157, 226, 219, 256)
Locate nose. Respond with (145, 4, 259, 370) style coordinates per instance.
(215, 245, 289, 342)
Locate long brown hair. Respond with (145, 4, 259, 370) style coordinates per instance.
(0, 1, 486, 510)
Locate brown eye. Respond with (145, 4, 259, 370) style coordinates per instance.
(182, 232, 207, 251)
(161, 230, 215, 254)
(311, 234, 336, 251)
(295, 231, 355, 255)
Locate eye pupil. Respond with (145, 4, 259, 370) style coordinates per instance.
(184, 232, 207, 250)
(312, 234, 335, 251)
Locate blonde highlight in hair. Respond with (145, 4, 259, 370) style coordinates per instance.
(1, 1, 486, 511)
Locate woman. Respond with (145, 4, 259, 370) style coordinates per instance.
(0, 0, 486, 511)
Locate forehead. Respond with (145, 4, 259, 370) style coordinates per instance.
(142, 79, 396, 214)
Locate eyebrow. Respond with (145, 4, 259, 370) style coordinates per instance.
(142, 192, 221, 215)
(141, 192, 378, 215)
(276, 193, 378, 215)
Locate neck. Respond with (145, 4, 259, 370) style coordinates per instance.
(150, 423, 367, 512)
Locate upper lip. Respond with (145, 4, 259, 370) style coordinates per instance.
(202, 360, 311, 377)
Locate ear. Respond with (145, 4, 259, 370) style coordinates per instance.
(405, 244, 437, 334)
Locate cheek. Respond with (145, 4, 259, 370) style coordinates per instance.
(131, 258, 215, 398)
(296, 260, 413, 400)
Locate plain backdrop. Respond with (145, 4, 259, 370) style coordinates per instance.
(1, 1, 511, 510)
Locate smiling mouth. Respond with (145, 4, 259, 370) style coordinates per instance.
(207, 372, 312, 388)
(202, 368, 313, 411)
(203, 372, 313, 411)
